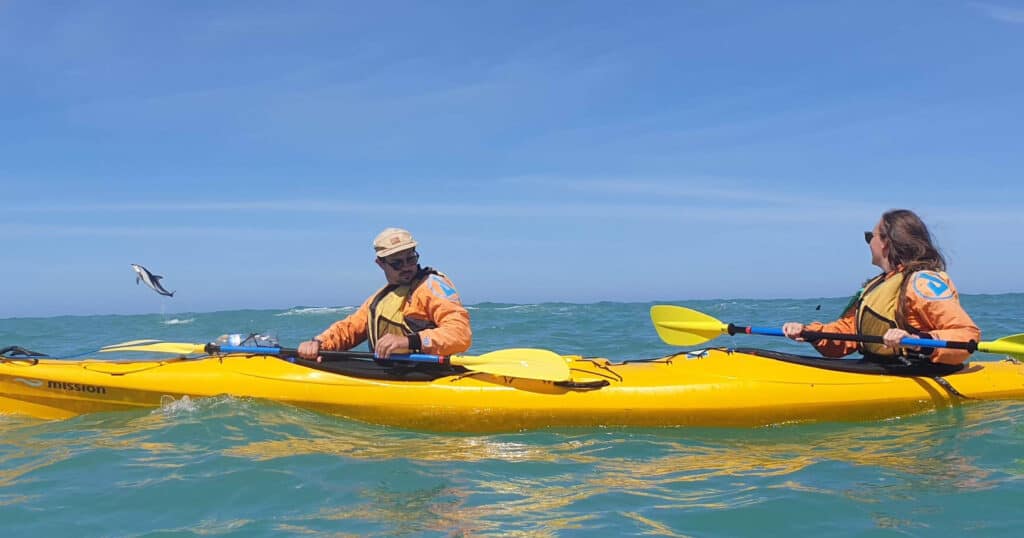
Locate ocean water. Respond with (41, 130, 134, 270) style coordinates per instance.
(2, 295, 1024, 536)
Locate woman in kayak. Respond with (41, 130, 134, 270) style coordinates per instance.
(782, 209, 979, 365)
(297, 227, 472, 361)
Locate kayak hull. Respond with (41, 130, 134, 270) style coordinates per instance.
(3, 349, 1024, 431)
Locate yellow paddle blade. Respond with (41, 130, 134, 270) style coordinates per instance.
(977, 333, 1024, 359)
(451, 348, 571, 382)
(100, 340, 205, 354)
(650, 305, 729, 346)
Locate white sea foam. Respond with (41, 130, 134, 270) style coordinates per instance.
(157, 394, 199, 415)
(162, 318, 195, 325)
(155, 394, 251, 418)
(276, 306, 355, 317)
(493, 304, 539, 311)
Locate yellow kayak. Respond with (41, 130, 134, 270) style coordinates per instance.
(3, 347, 1024, 431)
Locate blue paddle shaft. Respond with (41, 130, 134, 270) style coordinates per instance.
(213, 345, 444, 363)
(746, 327, 784, 337)
(735, 325, 970, 351)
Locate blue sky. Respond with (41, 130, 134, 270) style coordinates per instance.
(2, 1, 1023, 317)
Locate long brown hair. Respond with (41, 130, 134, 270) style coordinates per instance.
(880, 209, 946, 273)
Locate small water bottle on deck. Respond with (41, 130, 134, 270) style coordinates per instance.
(213, 334, 244, 347)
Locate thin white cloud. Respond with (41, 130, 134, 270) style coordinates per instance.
(971, 2, 1024, 23)
(0, 200, 884, 230)
(5, 197, 1021, 234)
(500, 176, 799, 205)
(0, 223, 331, 239)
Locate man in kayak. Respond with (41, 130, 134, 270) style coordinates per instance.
(296, 227, 472, 361)
(782, 209, 979, 365)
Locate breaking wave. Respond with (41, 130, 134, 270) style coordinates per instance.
(276, 306, 355, 317)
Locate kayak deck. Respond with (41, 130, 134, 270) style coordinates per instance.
(3, 348, 1024, 431)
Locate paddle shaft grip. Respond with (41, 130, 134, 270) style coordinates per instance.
(207, 344, 449, 363)
(727, 324, 978, 352)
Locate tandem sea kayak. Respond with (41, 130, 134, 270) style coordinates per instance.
(2, 346, 1024, 432)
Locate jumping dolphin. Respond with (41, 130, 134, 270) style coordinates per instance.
(130, 264, 175, 297)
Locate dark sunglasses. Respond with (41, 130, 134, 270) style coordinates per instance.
(864, 231, 886, 244)
(381, 252, 419, 270)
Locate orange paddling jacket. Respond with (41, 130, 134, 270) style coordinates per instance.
(807, 269, 980, 365)
(315, 267, 472, 356)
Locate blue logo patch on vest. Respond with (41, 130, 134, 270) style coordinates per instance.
(428, 275, 459, 300)
(911, 272, 954, 301)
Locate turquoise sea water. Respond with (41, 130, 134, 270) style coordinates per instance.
(2, 295, 1024, 536)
